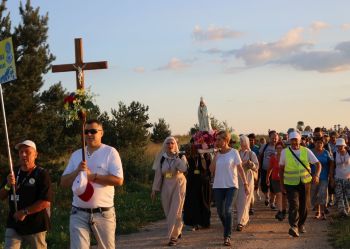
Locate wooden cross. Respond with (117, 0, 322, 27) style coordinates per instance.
(52, 38, 108, 161)
(52, 38, 108, 89)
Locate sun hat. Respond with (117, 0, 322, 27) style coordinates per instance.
(72, 171, 94, 202)
(336, 138, 346, 146)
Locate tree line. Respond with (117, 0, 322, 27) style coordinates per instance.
(0, 0, 172, 184)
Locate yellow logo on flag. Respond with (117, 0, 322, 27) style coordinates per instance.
(0, 37, 17, 84)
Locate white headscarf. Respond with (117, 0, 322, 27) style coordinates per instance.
(152, 136, 179, 170)
(240, 135, 251, 151)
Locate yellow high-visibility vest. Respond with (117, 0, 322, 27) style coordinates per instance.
(284, 146, 312, 185)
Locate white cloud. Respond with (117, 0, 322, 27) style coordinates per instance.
(277, 41, 350, 73)
(133, 67, 145, 73)
(193, 25, 242, 41)
(157, 58, 190, 71)
(341, 23, 350, 30)
(310, 21, 330, 32)
(232, 28, 311, 65)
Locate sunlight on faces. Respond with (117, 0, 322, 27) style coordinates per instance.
(215, 131, 230, 149)
(315, 139, 324, 150)
(166, 139, 176, 154)
(18, 145, 37, 170)
(290, 138, 300, 149)
(337, 145, 346, 153)
(270, 133, 279, 144)
(85, 122, 103, 148)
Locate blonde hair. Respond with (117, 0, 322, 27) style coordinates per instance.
(217, 130, 231, 143)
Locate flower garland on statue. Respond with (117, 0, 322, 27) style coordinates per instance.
(192, 130, 217, 150)
(63, 87, 95, 127)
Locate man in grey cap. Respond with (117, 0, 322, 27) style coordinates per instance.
(0, 140, 52, 249)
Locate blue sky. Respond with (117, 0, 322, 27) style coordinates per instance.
(6, 0, 350, 134)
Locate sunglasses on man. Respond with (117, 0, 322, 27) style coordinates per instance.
(84, 129, 102, 135)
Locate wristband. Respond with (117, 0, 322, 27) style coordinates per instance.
(4, 184, 11, 191)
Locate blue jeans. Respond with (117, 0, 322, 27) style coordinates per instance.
(214, 187, 237, 238)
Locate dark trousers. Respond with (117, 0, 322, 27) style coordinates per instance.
(285, 182, 311, 228)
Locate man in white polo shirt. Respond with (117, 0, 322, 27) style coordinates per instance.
(60, 119, 124, 249)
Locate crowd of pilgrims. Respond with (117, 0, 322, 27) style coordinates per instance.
(151, 126, 350, 247)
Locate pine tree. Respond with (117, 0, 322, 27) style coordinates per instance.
(0, 0, 55, 164)
(151, 118, 171, 143)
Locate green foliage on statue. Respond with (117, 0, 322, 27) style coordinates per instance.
(151, 118, 171, 143)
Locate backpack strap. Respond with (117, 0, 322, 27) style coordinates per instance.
(288, 147, 312, 176)
(160, 156, 165, 170)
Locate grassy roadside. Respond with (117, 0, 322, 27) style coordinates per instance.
(329, 216, 350, 248)
(0, 182, 164, 249)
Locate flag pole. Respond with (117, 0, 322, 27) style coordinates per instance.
(0, 84, 18, 212)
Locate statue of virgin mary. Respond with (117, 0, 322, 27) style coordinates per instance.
(198, 97, 212, 132)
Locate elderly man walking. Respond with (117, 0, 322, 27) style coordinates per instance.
(0, 140, 52, 249)
(279, 131, 321, 237)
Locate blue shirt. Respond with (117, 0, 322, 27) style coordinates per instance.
(251, 145, 260, 159)
(311, 149, 333, 181)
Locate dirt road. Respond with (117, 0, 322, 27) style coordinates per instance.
(117, 198, 333, 249)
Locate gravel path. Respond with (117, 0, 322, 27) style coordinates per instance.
(117, 197, 333, 249)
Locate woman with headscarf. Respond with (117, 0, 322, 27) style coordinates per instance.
(210, 131, 249, 247)
(183, 144, 211, 230)
(151, 137, 187, 246)
(236, 135, 259, 231)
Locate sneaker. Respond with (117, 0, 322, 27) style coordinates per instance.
(270, 203, 277, 210)
(264, 199, 269, 207)
(223, 237, 231, 246)
(298, 225, 306, 233)
(249, 208, 255, 215)
(288, 227, 299, 237)
(236, 224, 243, 232)
(324, 208, 330, 214)
(168, 238, 177, 246)
(275, 211, 284, 221)
(320, 212, 327, 220)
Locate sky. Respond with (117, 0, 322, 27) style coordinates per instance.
(6, 0, 350, 135)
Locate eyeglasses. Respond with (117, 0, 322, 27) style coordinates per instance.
(84, 129, 102, 135)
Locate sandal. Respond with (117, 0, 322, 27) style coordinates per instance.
(236, 224, 243, 231)
(224, 237, 231, 246)
(314, 212, 320, 219)
(321, 213, 327, 220)
(168, 238, 177, 246)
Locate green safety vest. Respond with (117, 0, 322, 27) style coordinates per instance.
(284, 146, 312, 185)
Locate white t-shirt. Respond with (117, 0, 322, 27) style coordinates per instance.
(335, 152, 350, 179)
(63, 144, 123, 208)
(279, 146, 319, 166)
(213, 149, 242, 189)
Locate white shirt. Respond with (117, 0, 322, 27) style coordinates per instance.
(63, 144, 123, 208)
(279, 146, 319, 166)
(213, 149, 242, 189)
(335, 152, 350, 179)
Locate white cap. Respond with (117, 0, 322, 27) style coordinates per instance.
(15, 140, 36, 151)
(72, 171, 94, 202)
(289, 131, 301, 141)
(336, 138, 346, 146)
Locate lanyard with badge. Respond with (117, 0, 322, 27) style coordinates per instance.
(11, 167, 36, 202)
(165, 158, 175, 179)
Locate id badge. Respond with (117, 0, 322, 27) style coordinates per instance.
(10, 195, 19, 201)
(194, 170, 200, 175)
(165, 172, 173, 179)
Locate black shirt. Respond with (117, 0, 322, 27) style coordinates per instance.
(5, 166, 52, 235)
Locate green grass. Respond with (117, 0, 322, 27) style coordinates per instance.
(0, 182, 164, 249)
(328, 216, 350, 249)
